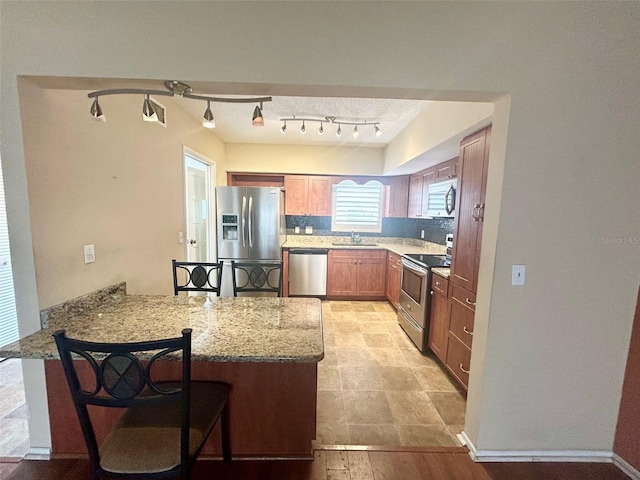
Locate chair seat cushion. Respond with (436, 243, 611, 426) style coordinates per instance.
(100, 426, 201, 474)
(99, 381, 230, 474)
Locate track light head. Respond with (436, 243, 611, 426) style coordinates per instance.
(374, 125, 382, 137)
(300, 121, 306, 134)
(280, 121, 287, 134)
(90, 97, 105, 122)
(202, 101, 215, 129)
(252, 103, 264, 126)
(336, 125, 342, 137)
(352, 125, 359, 138)
(142, 94, 158, 122)
(318, 122, 324, 135)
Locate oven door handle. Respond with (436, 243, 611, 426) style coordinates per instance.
(401, 258, 428, 277)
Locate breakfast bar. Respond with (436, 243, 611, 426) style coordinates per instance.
(0, 293, 324, 459)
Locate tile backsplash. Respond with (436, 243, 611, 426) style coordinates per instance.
(285, 216, 453, 245)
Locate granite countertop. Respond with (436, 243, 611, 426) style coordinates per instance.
(431, 267, 451, 278)
(0, 295, 324, 363)
(283, 235, 446, 256)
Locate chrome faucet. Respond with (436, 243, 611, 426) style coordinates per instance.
(351, 231, 361, 243)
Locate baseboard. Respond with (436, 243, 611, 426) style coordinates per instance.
(613, 453, 640, 480)
(462, 432, 612, 463)
(24, 447, 51, 460)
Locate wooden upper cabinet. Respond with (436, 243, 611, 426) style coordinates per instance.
(435, 156, 459, 182)
(384, 176, 409, 218)
(284, 175, 332, 216)
(308, 176, 332, 216)
(407, 173, 423, 218)
(450, 126, 491, 293)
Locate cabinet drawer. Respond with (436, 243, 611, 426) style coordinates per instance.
(449, 301, 474, 349)
(431, 274, 448, 296)
(449, 283, 476, 312)
(446, 334, 471, 390)
(330, 249, 386, 260)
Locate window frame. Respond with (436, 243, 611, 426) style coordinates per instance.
(330, 179, 385, 233)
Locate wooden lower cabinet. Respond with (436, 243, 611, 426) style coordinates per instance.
(385, 252, 402, 309)
(428, 273, 449, 362)
(327, 249, 386, 299)
(445, 334, 471, 389)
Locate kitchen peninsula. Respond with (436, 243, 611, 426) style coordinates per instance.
(0, 286, 324, 459)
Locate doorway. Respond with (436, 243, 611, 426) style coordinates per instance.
(183, 148, 216, 263)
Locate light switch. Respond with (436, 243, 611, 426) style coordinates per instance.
(512, 264, 525, 286)
(83, 244, 95, 264)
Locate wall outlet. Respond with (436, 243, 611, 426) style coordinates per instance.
(294, 226, 300, 234)
(305, 226, 313, 234)
(512, 264, 525, 286)
(420, 230, 425, 239)
(83, 244, 95, 264)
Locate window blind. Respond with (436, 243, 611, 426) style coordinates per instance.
(0, 156, 19, 350)
(331, 181, 384, 233)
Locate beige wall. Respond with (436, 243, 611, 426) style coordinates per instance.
(2, 1, 640, 463)
(19, 81, 226, 306)
(383, 101, 494, 174)
(226, 143, 384, 177)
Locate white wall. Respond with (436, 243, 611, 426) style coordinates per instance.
(1, 1, 639, 458)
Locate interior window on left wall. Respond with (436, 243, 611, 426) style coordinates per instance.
(331, 179, 384, 233)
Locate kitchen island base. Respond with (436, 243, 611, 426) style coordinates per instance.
(45, 359, 317, 459)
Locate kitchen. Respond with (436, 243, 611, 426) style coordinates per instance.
(2, 3, 639, 477)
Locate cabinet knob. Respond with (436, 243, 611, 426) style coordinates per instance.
(430, 291, 434, 296)
(463, 326, 474, 335)
(465, 298, 476, 306)
(459, 363, 470, 374)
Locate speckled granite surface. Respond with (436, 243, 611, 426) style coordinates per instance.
(1, 295, 324, 363)
(283, 235, 446, 256)
(431, 267, 451, 278)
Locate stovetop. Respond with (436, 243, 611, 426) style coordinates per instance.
(403, 253, 450, 268)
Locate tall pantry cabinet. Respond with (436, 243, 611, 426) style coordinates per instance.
(444, 125, 491, 390)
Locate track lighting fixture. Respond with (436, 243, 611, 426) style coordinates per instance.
(90, 97, 105, 121)
(202, 100, 215, 129)
(252, 102, 264, 127)
(279, 115, 381, 139)
(87, 80, 271, 129)
(142, 94, 158, 122)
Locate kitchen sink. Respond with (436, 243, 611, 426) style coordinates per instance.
(331, 242, 378, 247)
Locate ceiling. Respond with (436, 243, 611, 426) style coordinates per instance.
(170, 94, 430, 148)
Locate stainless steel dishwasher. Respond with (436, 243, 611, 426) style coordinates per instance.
(288, 248, 328, 297)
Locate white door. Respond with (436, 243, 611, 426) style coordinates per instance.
(183, 149, 216, 263)
(0, 154, 19, 349)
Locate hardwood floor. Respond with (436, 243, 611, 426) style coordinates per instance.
(1, 448, 631, 480)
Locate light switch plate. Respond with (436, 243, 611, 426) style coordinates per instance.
(512, 264, 525, 286)
(83, 244, 95, 264)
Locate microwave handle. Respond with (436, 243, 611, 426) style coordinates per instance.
(445, 184, 456, 215)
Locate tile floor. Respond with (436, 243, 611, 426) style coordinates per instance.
(0, 300, 467, 457)
(316, 300, 467, 447)
(0, 358, 30, 458)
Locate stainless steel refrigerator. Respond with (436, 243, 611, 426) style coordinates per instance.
(216, 186, 286, 296)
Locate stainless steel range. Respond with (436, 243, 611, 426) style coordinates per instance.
(397, 253, 449, 353)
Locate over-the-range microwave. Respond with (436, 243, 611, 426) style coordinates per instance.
(426, 178, 457, 218)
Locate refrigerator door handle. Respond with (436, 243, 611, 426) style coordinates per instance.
(248, 196, 253, 248)
(241, 195, 247, 247)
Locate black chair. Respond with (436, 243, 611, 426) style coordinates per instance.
(172, 260, 223, 296)
(230, 261, 283, 297)
(53, 328, 231, 480)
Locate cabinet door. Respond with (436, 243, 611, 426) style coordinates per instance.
(445, 334, 471, 390)
(327, 252, 358, 296)
(386, 176, 409, 218)
(450, 128, 488, 292)
(357, 253, 386, 297)
(448, 299, 474, 349)
(308, 176, 332, 216)
(386, 253, 401, 308)
(428, 290, 449, 362)
(435, 159, 455, 182)
(284, 175, 310, 215)
(407, 173, 423, 218)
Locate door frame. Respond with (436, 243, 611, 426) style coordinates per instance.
(182, 146, 217, 262)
